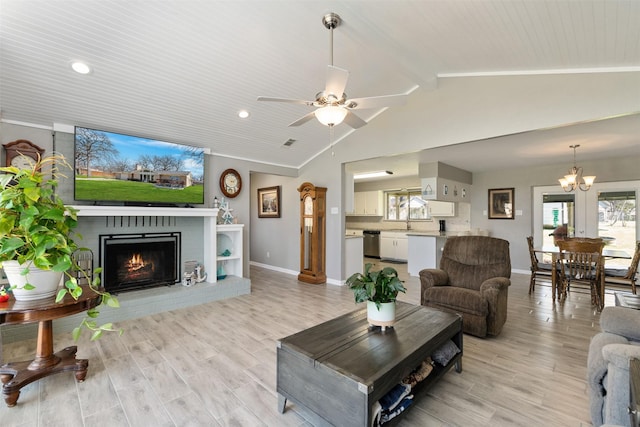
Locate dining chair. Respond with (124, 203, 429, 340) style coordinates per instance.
(604, 240, 640, 294)
(526, 236, 554, 294)
(557, 238, 605, 310)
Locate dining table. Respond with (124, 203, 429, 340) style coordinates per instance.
(534, 245, 632, 307)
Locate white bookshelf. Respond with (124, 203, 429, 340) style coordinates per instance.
(216, 224, 244, 278)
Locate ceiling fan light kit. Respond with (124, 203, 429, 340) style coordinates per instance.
(315, 105, 348, 126)
(257, 12, 407, 129)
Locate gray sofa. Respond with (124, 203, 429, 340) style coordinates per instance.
(588, 306, 640, 426)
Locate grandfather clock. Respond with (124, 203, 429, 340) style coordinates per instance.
(298, 182, 327, 284)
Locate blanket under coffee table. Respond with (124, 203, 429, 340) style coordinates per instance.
(277, 302, 463, 426)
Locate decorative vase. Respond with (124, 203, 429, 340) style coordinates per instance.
(216, 264, 226, 280)
(367, 301, 396, 331)
(2, 260, 63, 301)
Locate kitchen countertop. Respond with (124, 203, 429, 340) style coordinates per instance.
(406, 231, 455, 237)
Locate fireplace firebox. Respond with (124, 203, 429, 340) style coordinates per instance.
(100, 233, 180, 293)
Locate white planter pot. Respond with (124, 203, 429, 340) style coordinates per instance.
(2, 260, 63, 301)
(367, 301, 396, 330)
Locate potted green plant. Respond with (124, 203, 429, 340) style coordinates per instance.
(346, 263, 406, 329)
(0, 153, 121, 340)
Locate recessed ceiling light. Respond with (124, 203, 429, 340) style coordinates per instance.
(238, 110, 250, 119)
(70, 61, 92, 74)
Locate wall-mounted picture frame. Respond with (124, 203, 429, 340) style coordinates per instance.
(488, 188, 515, 219)
(258, 186, 281, 218)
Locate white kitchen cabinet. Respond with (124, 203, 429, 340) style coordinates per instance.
(380, 231, 408, 262)
(407, 235, 446, 276)
(351, 191, 383, 216)
(428, 201, 455, 217)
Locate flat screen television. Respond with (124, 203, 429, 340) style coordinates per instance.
(74, 126, 205, 206)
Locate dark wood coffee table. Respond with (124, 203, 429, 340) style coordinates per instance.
(277, 302, 462, 426)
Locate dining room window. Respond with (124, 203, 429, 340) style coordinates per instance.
(598, 190, 637, 268)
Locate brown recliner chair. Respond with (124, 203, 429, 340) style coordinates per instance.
(419, 236, 511, 337)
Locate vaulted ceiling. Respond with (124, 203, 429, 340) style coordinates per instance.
(2, 1, 639, 173)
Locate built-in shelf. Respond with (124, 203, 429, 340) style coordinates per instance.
(216, 224, 244, 278)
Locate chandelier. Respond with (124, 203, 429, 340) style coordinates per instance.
(558, 144, 595, 192)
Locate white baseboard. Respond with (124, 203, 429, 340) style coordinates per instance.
(249, 261, 344, 286)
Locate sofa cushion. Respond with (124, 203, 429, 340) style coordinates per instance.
(423, 286, 488, 316)
(439, 236, 511, 291)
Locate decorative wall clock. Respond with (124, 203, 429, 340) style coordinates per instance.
(3, 139, 44, 169)
(219, 168, 242, 198)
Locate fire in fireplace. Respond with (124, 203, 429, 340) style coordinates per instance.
(100, 233, 180, 293)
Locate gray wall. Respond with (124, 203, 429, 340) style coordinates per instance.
(3, 71, 640, 283)
(471, 155, 640, 272)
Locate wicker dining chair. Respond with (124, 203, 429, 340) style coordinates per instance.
(557, 238, 605, 310)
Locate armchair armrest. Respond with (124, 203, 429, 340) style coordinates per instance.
(419, 269, 449, 290)
(479, 277, 511, 294)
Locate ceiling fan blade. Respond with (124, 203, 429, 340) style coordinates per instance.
(325, 65, 349, 98)
(257, 96, 314, 106)
(343, 111, 367, 129)
(345, 94, 408, 110)
(288, 111, 317, 127)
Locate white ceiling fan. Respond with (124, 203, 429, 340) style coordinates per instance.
(257, 13, 408, 129)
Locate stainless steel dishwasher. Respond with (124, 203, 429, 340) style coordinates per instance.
(363, 230, 380, 258)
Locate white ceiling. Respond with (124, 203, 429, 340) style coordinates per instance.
(2, 1, 640, 172)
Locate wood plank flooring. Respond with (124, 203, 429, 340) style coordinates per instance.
(0, 262, 614, 426)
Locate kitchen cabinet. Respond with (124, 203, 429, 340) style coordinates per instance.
(344, 236, 364, 275)
(380, 231, 408, 262)
(407, 235, 446, 276)
(351, 191, 383, 216)
(428, 201, 455, 217)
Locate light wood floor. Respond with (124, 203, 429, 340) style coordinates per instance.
(0, 263, 614, 427)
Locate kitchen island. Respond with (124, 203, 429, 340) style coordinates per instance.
(407, 232, 451, 276)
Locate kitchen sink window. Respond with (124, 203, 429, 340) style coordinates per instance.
(386, 190, 430, 221)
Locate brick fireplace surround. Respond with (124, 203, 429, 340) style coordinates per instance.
(1, 206, 251, 343)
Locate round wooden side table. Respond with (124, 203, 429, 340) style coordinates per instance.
(0, 286, 101, 407)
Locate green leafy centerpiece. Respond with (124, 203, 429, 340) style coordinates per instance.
(346, 263, 406, 330)
(0, 153, 121, 340)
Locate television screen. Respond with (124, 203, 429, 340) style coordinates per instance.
(74, 127, 205, 205)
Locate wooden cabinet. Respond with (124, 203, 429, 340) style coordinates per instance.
(216, 224, 244, 278)
(351, 191, 383, 216)
(380, 231, 408, 262)
(428, 201, 455, 217)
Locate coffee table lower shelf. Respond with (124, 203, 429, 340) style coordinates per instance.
(276, 302, 463, 426)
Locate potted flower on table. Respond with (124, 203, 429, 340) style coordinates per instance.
(346, 263, 406, 330)
(0, 153, 121, 340)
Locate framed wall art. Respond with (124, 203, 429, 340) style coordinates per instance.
(258, 186, 281, 218)
(488, 188, 514, 219)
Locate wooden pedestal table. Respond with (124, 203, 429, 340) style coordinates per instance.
(0, 285, 101, 407)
